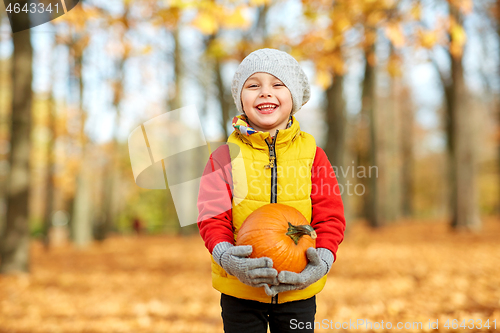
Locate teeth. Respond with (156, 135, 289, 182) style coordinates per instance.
(257, 104, 276, 109)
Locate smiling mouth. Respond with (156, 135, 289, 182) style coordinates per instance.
(256, 104, 278, 114)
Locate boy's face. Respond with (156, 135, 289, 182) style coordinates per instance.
(240, 72, 293, 137)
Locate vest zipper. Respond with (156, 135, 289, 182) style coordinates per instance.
(265, 130, 278, 204)
(266, 130, 279, 304)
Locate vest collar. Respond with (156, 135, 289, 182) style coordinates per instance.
(231, 114, 301, 150)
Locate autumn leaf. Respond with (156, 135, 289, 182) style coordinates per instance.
(385, 22, 405, 48)
(206, 39, 228, 59)
(410, 1, 421, 20)
(316, 69, 332, 90)
(220, 7, 251, 30)
(387, 54, 402, 77)
(449, 0, 473, 15)
(2, 220, 499, 332)
(141, 45, 153, 55)
(192, 11, 219, 35)
(154, 8, 181, 28)
(332, 15, 351, 33)
(417, 28, 438, 49)
(250, 0, 270, 6)
(449, 19, 467, 58)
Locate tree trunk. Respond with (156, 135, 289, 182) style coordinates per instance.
(450, 54, 480, 229)
(0, 20, 33, 273)
(168, 27, 198, 235)
(324, 73, 351, 224)
(71, 43, 93, 247)
(215, 58, 231, 139)
(400, 86, 414, 217)
(496, 0, 500, 216)
(0, 4, 7, 239)
(325, 75, 345, 178)
(360, 46, 380, 227)
(385, 46, 402, 222)
(445, 5, 480, 230)
(96, 54, 126, 241)
(42, 92, 56, 249)
(171, 27, 182, 111)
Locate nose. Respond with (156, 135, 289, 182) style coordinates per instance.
(260, 89, 272, 97)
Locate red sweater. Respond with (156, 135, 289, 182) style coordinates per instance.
(197, 145, 345, 261)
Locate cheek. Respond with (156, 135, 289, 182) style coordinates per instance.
(241, 92, 254, 106)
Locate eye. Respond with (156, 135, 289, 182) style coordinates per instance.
(274, 83, 284, 87)
(247, 84, 258, 88)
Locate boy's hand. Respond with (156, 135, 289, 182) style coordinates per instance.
(213, 242, 279, 288)
(264, 248, 334, 297)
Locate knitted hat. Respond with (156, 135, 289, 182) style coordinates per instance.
(231, 48, 311, 115)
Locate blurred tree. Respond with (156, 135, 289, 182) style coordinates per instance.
(295, 0, 351, 224)
(293, 0, 414, 227)
(360, 41, 380, 227)
(492, 0, 500, 215)
(399, 85, 414, 217)
(95, 3, 133, 241)
(194, 0, 260, 138)
(41, 64, 57, 249)
(381, 43, 404, 222)
(0, 6, 7, 238)
(177, 0, 265, 233)
(0, 3, 33, 273)
(430, 0, 480, 229)
(53, 2, 98, 246)
(150, 0, 197, 234)
(446, 1, 480, 229)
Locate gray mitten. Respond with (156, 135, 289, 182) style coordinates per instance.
(213, 242, 279, 288)
(265, 247, 334, 297)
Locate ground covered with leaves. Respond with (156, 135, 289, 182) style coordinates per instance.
(1, 219, 499, 332)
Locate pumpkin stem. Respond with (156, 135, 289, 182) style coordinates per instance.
(286, 222, 317, 245)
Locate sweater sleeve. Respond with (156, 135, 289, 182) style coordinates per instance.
(310, 147, 346, 262)
(197, 145, 234, 254)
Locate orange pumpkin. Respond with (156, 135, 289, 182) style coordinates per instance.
(236, 203, 317, 273)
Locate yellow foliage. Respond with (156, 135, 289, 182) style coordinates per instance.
(192, 11, 219, 35)
(141, 46, 153, 55)
(53, 5, 91, 33)
(154, 8, 181, 29)
(220, 7, 251, 30)
(366, 51, 377, 67)
(364, 29, 378, 47)
(323, 38, 337, 52)
(316, 69, 332, 90)
(366, 10, 384, 26)
(207, 39, 228, 59)
(250, 0, 270, 6)
(385, 23, 405, 48)
(332, 14, 351, 33)
(332, 53, 345, 76)
(449, 0, 473, 15)
(417, 29, 438, 49)
(387, 54, 402, 77)
(169, 0, 193, 9)
(411, 2, 421, 20)
(449, 20, 467, 58)
(303, 5, 319, 20)
(191, 2, 250, 35)
(123, 42, 133, 59)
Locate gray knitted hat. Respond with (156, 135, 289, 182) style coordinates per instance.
(231, 48, 311, 115)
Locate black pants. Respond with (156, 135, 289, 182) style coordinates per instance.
(220, 294, 316, 333)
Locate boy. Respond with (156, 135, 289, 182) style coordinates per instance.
(197, 48, 345, 333)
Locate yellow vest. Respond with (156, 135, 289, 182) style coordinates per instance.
(211, 116, 327, 304)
